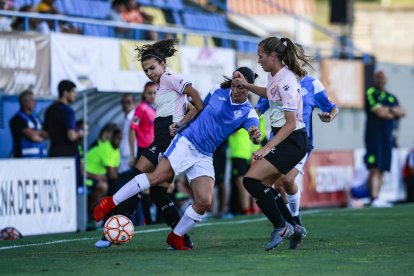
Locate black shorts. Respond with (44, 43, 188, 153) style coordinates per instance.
(231, 158, 249, 177)
(264, 128, 309, 174)
(142, 116, 174, 167)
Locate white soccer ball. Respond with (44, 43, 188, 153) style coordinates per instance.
(103, 215, 134, 244)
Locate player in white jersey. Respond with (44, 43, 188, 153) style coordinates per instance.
(94, 67, 262, 250)
(94, 39, 203, 248)
(233, 37, 312, 251)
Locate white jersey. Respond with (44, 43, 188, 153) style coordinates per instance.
(155, 71, 191, 123)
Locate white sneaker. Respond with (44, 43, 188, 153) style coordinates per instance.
(370, 199, 393, 208)
(94, 237, 111, 248)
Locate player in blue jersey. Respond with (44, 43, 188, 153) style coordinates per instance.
(256, 68, 338, 249)
(94, 67, 262, 250)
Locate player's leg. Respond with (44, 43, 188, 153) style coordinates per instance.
(167, 175, 214, 250)
(94, 157, 174, 222)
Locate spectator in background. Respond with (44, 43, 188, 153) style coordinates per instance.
(11, 5, 39, 31)
(44, 80, 84, 157)
(403, 148, 414, 203)
(121, 0, 156, 40)
(129, 81, 156, 225)
(364, 70, 406, 207)
(212, 141, 229, 218)
(85, 124, 121, 229)
(0, 0, 13, 31)
(118, 94, 136, 182)
(228, 129, 252, 216)
(9, 90, 47, 158)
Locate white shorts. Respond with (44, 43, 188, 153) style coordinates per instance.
(294, 152, 309, 174)
(163, 135, 215, 183)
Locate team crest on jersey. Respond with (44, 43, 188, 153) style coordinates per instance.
(233, 110, 242, 118)
(283, 85, 289, 91)
(218, 96, 227, 101)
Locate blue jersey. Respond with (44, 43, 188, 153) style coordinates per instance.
(255, 76, 336, 145)
(180, 88, 259, 157)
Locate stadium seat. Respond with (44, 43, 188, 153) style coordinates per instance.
(139, 6, 167, 26)
(165, 0, 184, 10)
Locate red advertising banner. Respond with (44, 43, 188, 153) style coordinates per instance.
(301, 151, 354, 208)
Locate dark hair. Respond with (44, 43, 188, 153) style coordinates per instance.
(99, 123, 117, 139)
(259, 37, 313, 78)
(58, 80, 76, 98)
(142, 81, 157, 101)
(19, 90, 34, 106)
(220, 67, 258, 89)
(135, 39, 178, 64)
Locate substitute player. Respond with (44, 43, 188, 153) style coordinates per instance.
(94, 67, 262, 250)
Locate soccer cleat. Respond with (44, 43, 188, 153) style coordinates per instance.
(94, 236, 111, 248)
(183, 234, 193, 249)
(166, 231, 190, 251)
(265, 222, 294, 251)
(370, 199, 393, 208)
(289, 224, 307, 250)
(93, 196, 116, 222)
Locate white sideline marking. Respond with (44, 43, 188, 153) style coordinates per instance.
(0, 209, 323, 251)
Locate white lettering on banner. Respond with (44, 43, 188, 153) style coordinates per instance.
(12, 71, 37, 88)
(0, 38, 36, 69)
(0, 179, 61, 217)
(315, 166, 353, 193)
(0, 159, 76, 236)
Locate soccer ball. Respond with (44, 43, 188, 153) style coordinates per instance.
(103, 215, 134, 244)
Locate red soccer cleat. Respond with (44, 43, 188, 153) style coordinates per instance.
(166, 231, 191, 251)
(93, 196, 116, 222)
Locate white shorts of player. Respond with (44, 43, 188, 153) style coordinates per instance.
(163, 135, 215, 183)
(294, 152, 309, 174)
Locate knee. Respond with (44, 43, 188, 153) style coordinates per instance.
(243, 176, 257, 191)
(280, 177, 294, 190)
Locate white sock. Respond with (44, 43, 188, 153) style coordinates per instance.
(286, 191, 300, 217)
(113, 174, 150, 205)
(173, 205, 204, 236)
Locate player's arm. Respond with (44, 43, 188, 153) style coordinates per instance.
(318, 107, 339, 123)
(366, 88, 394, 119)
(170, 102, 196, 136)
(255, 97, 270, 116)
(248, 126, 261, 145)
(183, 84, 203, 112)
(128, 128, 136, 165)
(233, 71, 267, 98)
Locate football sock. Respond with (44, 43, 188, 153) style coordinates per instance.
(270, 188, 296, 226)
(150, 186, 181, 229)
(173, 205, 204, 237)
(113, 173, 150, 205)
(111, 168, 143, 218)
(286, 190, 300, 217)
(243, 177, 285, 228)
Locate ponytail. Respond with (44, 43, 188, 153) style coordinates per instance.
(259, 37, 313, 78)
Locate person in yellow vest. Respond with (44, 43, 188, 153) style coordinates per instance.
(85, 124, 122, 229)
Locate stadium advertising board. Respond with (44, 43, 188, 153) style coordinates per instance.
(0, 158, 77, 236)
(320, 59, 364, 108)
(0, 32, 50, 96)
(180, 46, 235, 99)
(301, 151, 354, 208)
(51, 33, 152, 93)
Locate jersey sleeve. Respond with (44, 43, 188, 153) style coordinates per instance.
(101, 143, 120, 168)
(255, 97, 270, 114)
(280, 75, 300, 112)
(366, 87, 382, 112)
(162, 72, 191, 95)
(313, 79, 336, 112)
(65, 108, 76, 131)
(130, 105, 142, 130)
(242, 108, 260, 131)
(203, 87, 219, 105)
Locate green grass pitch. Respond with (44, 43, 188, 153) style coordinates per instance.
(1, 205, 413, 275)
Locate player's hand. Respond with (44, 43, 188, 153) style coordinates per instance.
(318, 112, 332, 122)
(169, 123, 180, 136)
(253, 146, 272, 160)
(248, 126, 261, 144)
(129, 155, 136, 167)
(232, 71, 248, 88)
